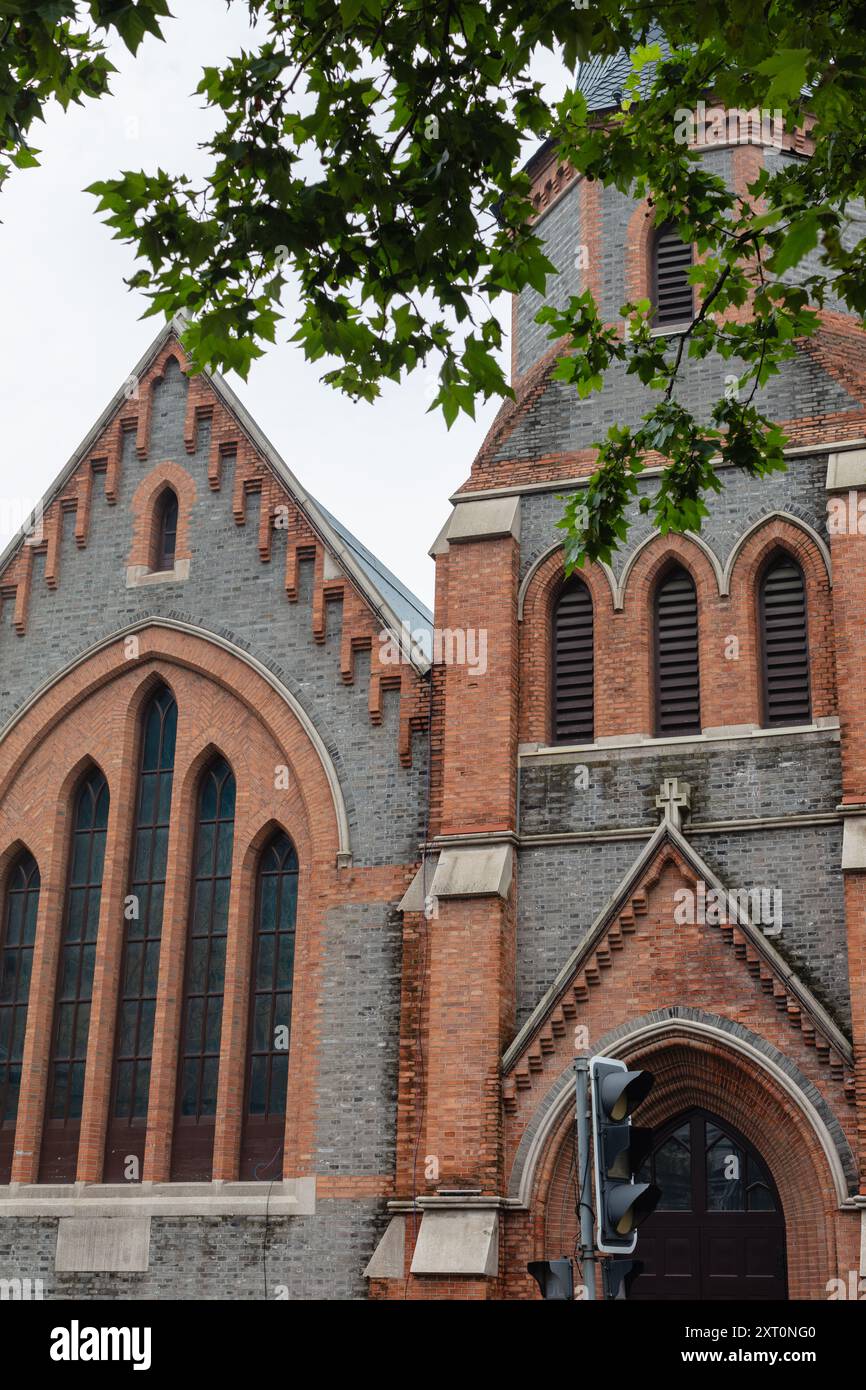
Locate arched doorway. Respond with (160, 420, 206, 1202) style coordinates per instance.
(629, 1108, 787, 1300)
(532, 1023, 849, 1300)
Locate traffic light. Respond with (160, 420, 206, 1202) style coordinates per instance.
(603, 1257, 644, 1300)
(589, 1056, 660, 1253)
(528, 1259, 574, 1300)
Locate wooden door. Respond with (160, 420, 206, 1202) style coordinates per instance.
(629, 1109, 787, 1300)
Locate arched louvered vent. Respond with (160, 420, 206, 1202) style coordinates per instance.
(655, 566, 700, 737)
(552, 578, 594, 743)
(760, 554, 811, 727)
(653, 222, 694, 327)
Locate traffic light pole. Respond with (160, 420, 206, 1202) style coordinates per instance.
(574, 1057, 597, 1301)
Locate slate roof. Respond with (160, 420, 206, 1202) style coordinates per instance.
(576, 21, 672, 112)
(575, 24, 812, 113)
(314, 500, 434, 656)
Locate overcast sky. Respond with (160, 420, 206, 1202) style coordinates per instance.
(0, 3, 567, 608)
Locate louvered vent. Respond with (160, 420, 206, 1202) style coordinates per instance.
(655, 566, 700, 736)
(760, 555, 811, 726)
(553, 579, 594, 743)
(653, 223, 694, 327)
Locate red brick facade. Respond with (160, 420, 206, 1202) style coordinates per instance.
(3, 118, 866, 1301)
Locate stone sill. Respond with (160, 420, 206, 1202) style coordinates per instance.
(125, 558, 190, 588)
(520, 718, 841, 764)
(388, 1195, 520, 1212)
(0, 1177, 316, 1219)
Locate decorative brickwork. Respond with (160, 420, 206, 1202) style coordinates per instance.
(4, 112, 866, 1301)
(0, 333, 428, 769)
(126, 461, 196, 573)
(519, 519, 835, 745)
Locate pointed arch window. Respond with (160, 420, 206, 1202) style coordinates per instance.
(154, 488, 178, 572)
(653, 222, 694, 327)
(105, 686, 177, 1181)
(0, 851, 40, 1183)
(40, 768, 109, 1182)
(552, 577, 594, 744)
(240, 831, 298, 1181)
(655, 565, 701, 737)
(171, 755, 235, 1181)
(759, 552, 811, 726)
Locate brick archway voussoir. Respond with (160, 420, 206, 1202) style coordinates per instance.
(0, 619, 350, 862)
(520, 1021, 850, 1298)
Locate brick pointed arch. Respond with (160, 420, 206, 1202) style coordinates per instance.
(0, 621, 353, 1183)
(725, 516, 836, 725)
(624, 198, 658, 305)
(521, 1020, 856, 1300)
(519, 547, 617, 744)
(499, 816, 857, 1297)
(620, 535, 727, 734)
(127, 460, 197, 578)
(0, 619, 350, 860)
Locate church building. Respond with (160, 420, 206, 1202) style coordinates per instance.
(0, 51, 865, 1300)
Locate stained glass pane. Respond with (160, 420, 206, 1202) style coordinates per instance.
(173, 755, 234, 1149)
(43, 772, 108, 1150)
(243, 831, 298, 1144)
(706, 1124, 745, 1211)
(747, 1153, 777, 1211)
(652, 1125, 692, 1211)
(110, 689, 175, 1128)
(249, 1056, 267, 1116)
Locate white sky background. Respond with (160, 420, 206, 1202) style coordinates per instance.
(0, 2, 569, 609)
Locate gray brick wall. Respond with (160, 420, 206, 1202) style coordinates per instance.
(498, 343, 856, 463)
(763, 147, 866, 316)
(0, 356, 416, 1302)
(517, 839, 640, 1025)
(698, 823, 848, 1027)
(518, 452, 830, 586)
(0, 359, 427, 869)
(315, 905, 402, 1174)
(0, 1204, 386, 1300)
(516, 183, 583, 376)
(516, 821, 849, 1033)
(516, 148, 732, 377)
(519, 732, 841, 834)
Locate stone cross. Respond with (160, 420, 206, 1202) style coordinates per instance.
(655, 776, 692, 831)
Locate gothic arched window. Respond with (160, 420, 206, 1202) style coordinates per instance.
(104, 685, 177, 1181)
(654, 565, 701, 737)
(171, 755, 235, 1181)
(154, 488, 178, 572)
(652, 221, 694, 327)
(40, 768, 109, 1182)
(759, 552, 811, 727)
(552, 577, 594, 744)
(0, 850, 40, 1183)
(240, 830, 298, 1180)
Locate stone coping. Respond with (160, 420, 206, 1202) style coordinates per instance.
(519, 718, 841, 764)
(0, 1177, 316, 1219)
